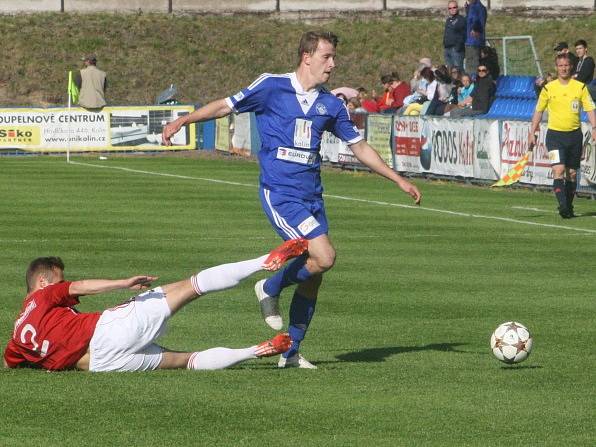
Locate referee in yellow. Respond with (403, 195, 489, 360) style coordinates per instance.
(529, 53, 596, 218)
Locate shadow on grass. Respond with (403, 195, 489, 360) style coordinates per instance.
(577, 211, 596, 218)
(499, 364, 542, 370)
(335, 343, 467, 363)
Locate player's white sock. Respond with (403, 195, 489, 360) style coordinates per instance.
(190, 255, 268, 295)
(186, 347, 257, 370)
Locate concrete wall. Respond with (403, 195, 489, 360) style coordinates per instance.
(0, 0, 592, 13)
(0, 0, 60, 12)
(174, 0, 276, 12)
(492, 0, 593, 8)
(65, 0, 167, 12)
(279, 0, 384, 11)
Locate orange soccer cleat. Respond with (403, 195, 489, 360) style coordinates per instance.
(262, 238, 308, 271)
(254, 332, 292, 358)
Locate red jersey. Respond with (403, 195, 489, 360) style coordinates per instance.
(3, 281, 101, 370)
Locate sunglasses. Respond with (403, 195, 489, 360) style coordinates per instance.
(448, 7, 458, 9)
(477, 68, 488, 73)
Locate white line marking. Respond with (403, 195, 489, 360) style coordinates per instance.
(69, 161, 596, 235)
(512, 206, 550, 212)
(512, 206, 596, 218)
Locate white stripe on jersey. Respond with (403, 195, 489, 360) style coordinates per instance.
(263, 189, 301, 239)
(247, 73, 291, 91)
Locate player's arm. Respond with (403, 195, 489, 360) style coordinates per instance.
(69, 276, 158, 296)
(349, 140, 421, 204)
(588, 109, 596, 143)
(529, 87, 548, 147)
(162, 98, 232, 145)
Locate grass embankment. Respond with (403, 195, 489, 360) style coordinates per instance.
(0, 12, 594, 106)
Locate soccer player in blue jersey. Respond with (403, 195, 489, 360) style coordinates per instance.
(163, 31, 422, 368)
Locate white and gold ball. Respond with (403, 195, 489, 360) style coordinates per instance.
(490, 321, 533, 364)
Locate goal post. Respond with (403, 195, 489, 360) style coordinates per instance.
(486, 35, 543, 77)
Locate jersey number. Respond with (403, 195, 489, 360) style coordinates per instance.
(20, 324, 50, 357)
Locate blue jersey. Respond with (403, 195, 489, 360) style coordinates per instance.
(226, 72, 362, 199)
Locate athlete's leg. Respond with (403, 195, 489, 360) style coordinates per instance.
(157, 333, 291, 370)
(551, 164, 568, 217)
(563, 130, 582, 216)
(281, 237, 335, 365)
(161, 254, 267, 315)
(263, 234, 335, 298)
(163, 239, 307, 315)
(565, 167, 578, 216)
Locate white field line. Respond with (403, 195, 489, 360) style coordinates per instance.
(68, 161, 596, 235)
(512, 206, 596, 218)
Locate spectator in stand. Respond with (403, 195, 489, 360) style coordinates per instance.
(534, 72, 555, 97)
(445, 72, 474, 114)
(427, 65, 454, 116)
(357, 87, 379, 113)
(464, 0, 487, 76)
(75, 54, 107, 109)
(410, 59, 433, 91)
(450, 67, 462, 85)
(480, 46, 500, 79)
(443, 1, 466, 71)
(458, 73, 475, 103)
(573, 39, 594, 84)
(450, 63, 495, 116)
(377, 72, 410, 114)
(448, 67, 463, 103)
(347, 97, 366, 114)
(554, 42, 578, 72)
(335, 92, 348, 104)
(403, 67, 437, 116)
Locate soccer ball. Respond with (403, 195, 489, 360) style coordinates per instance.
(490, 321, 533, 364)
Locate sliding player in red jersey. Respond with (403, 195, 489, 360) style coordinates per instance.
(3, 239, 307, 372)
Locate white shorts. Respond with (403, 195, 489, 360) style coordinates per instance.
(89, 287, 171, 372)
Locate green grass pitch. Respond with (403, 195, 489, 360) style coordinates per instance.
(0, 154, 594, 446)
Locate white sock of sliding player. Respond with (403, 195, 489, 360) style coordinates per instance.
(190, 255, 267, 295)
(186, 347, 257, 370)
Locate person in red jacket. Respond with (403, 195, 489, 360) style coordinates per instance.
(3, 239, 308, 372)
(356, 87, 379, 113)
(377, 72, 411, 114)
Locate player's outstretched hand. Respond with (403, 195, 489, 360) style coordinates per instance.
(162, 120, 182, 146)
(397, 178, 422, 205)
(126, 275, 158, 290)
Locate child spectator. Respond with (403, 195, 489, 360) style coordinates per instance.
(444, 72, 474, 114)
(357, 87, 379, 113)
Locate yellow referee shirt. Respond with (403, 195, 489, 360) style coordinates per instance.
(536, 79, 595, 131)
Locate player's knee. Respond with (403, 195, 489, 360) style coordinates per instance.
(314, 249, 336, 272)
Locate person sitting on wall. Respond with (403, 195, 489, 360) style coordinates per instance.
(75, 54, 107, 109)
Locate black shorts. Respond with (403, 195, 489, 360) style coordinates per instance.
(545, 128, 583, 169)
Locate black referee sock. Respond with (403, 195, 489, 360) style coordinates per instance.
(564, 180, 576, 211)
(553, 178, 567, 211)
